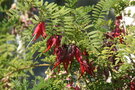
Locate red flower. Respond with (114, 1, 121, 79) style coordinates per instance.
(32, 22, 47, 40)
(43, 35, 62, 53)
(73, 86, 81, 90)
(75, 46, 94, 76)
(130, 81, 135, 90)
(116, 16, 122, 20)
(75, 46, 83, 63)
(113, 28, 121, 38)
(106, 16, 125, 43)
(52, 45, 75, 72)
(80, 60, 94, 76)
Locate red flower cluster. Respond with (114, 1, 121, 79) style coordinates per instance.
(43, 36, 94, 76)
(106, 16, 125, 43)
(32, 22, 47, 40)
(130, 81, 135, 90)
(32, 22, 94, 76)
(113, 16, 125, 38)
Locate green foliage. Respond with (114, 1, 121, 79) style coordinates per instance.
(32, 77, 65, 90)
(0, 0, 134, 90)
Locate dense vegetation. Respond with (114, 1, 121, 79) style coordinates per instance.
(0, 0, 135, 90)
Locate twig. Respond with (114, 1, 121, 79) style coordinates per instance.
(0, 63, 51, 81)
(26, 34, 36, 48)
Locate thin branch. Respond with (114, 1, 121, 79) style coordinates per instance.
(26, 34, 36, 48)
(1, 63, 51, 81)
